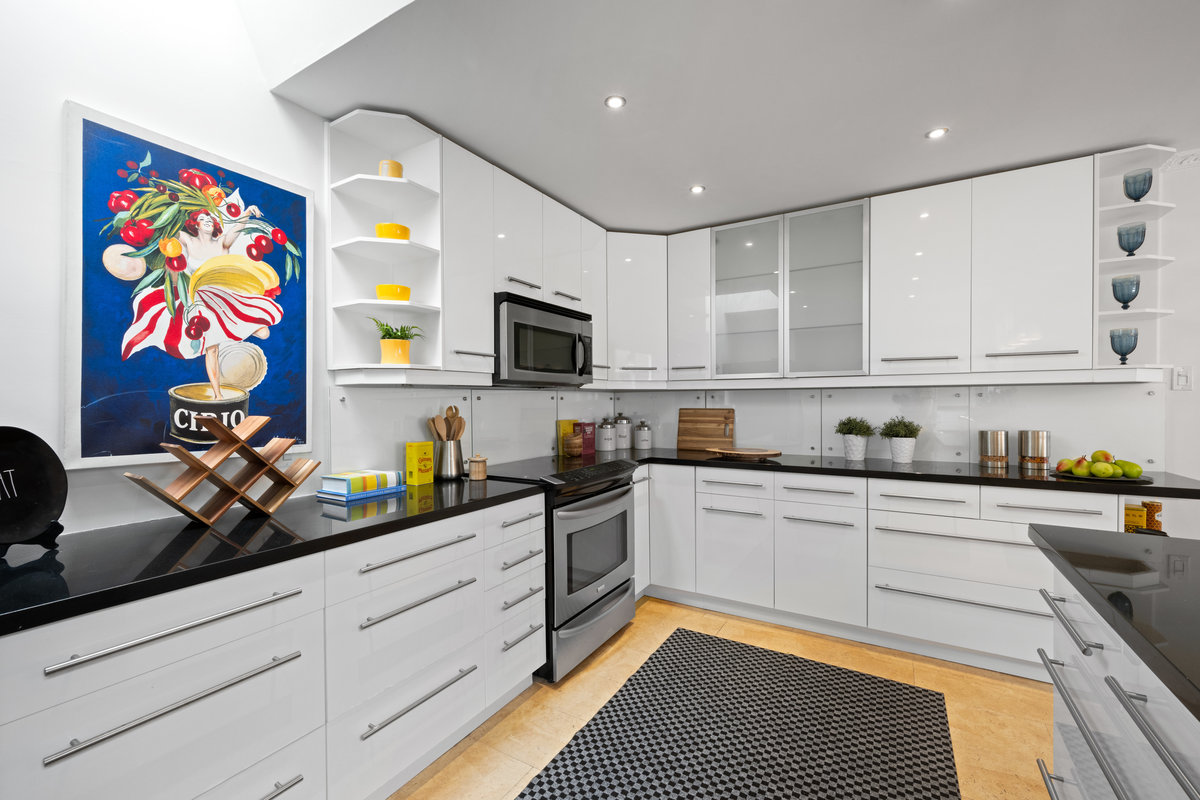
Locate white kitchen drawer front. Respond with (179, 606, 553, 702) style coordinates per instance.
(484, 528, 546, 590)
(869, 567, 1051, 663)
(197, 725, 326, 800)
(485, 604, 546, 706)
(484, 495, 546, 549)
(774, 473, 866, 508)
(774, 500, 867, 626)
(868, 510, 1053, 590)
(327, 639, 485, 800)
(1047, 576, 1125, 658)
(325, 553, 484, 719)
(325, 511, 484, 605)
(0, 610, 324, 800)
(981, 486, 1119, 530)
(696, 493, 775, 607)
(696, 467, 773, 500)
(867, 478, 980, 518)
(484, 563, 547, 631)
(0, 553, 323, 727)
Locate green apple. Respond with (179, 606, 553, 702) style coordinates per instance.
(1111, 464, 1125, 478)
(1071, 457, 1093, 477)
(1091, 449, 1115, 463)
(1090, 461, 1115, 478)
(1115, 459, 1143, 479)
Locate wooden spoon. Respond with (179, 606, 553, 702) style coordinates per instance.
(446, 404, 459, 421)
(427, 418, 441, 441)
(433, 415, 448, 441)
(453, 416, 466, 440)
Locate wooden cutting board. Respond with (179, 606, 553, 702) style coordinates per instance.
(677, 408, 735, 451)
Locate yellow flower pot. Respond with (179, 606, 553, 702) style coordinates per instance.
(380, 339, 412, 364)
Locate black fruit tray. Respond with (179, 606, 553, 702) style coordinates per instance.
(1053, 472, 1153, 486)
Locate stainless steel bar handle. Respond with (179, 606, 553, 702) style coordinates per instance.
(360, 534, 477, 574)
(1036, 759, 1065, 800)
(781, 485, 856, 495)
(874, 584, 1052, 618)
(878, 492, 967, 504)
(1037, 649, 1133, 800)
(1106, 675, 1200, 799)
(360, 665, 478, 741)
(874, 525, 1036, 548)
(632, 477, 651, 485)
(670, 365, 707, 370)
(502, 623, 545, 652)
(501, 548, 544, 571)
(593, 364, 612, 369)
(505, 275, 541, 290)
(619, 366, 660, 371)
(879, 355, 960, 362)
(360, 578, 477, 630)
(453, 349, 497, 358)
(44, 588, 303, 676)
(985, 349, 1080, 358)
(702, 506, 765, 518)
(552, 290, 582, 302)
(260, 775, 304, 800)
(43, 651, 301, 766)
(782, 515, 855, 527)
(501, 511, 544, 528)
(1038, 589, 1103, 655)
(502, 586, 545, 610)
(702, 479, 765, 488)
(996, 502, 1102, 516)
(555, 486, 633, 520)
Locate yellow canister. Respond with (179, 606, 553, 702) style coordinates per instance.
(374, 223, 410, 240)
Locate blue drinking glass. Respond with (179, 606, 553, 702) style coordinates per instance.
(1111, 274, 1140, 309)
(1117, 222, 1146, 257)
(1109, 328, 1138, 365)
(1123, 169, 1153, 203)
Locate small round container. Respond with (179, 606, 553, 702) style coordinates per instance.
(378, 160, 404, 178)
(467, 454, 487, 481)
(634, 420, 652, 450)
(375, 284, 411, 301)
(614, 413, 632, 449)
(978, 430, 1008, 468)
(1018, 430, 1051, 472)
(375, 222, 410, 240)
(597, 418, 617, 452)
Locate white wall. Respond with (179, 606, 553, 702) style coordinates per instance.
(0, 1, 328, 529)
(1160, 152, 1200, 479)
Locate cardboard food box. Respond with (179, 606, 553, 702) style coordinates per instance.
(573, 421, 596, 455)
(1124, 504, 1148, 532)
(405, 441, 434, 485)
(557, 419, 579, 454)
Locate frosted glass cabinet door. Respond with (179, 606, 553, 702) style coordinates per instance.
(712, 217, 783, 377)
(785, 201, 868, 375)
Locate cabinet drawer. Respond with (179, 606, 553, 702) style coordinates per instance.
(774, 500, 866, 626)
(484, 563, 547, 631)
(484, 495, 546, 549)
(325, 554, 484, 719)
(868, 567, 1051, 663)
(868, 510, 1052, 590)
(773, 473, 865, 508)
(197, 725, 326, 800)
(0, 611, 325, 800)
(867, 478, 980, 518)
(980, 486, 1119, 530)
(1046, 578, 1125, 659)
(327, 640, 485, 800)
(325, 512, 484, 605)
(696, 493, 774, 607)
(485, 605, 546, 706)
(483, 528, 546, 590)
(0, 553, 323, 727)
(695, 467, 773, 499)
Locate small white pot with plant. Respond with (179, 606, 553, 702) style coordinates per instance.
(879, 416, 922, 464)
(834, 416, 874, 461)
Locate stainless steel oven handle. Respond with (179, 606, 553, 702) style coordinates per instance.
(1106, 675, 1200, 799)
(501, 548, 544, 571)
(558, 583, 634, 640)
(555, 486, 634, 521)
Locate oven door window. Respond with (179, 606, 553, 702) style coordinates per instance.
(567, 514, 628, 593)
(514, 321, 575, 374)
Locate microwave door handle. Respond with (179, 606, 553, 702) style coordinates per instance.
(576, 334, 591, 377)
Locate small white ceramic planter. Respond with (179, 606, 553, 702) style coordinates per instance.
(888, 437, 917, 463)
(843, 434, 868, 461)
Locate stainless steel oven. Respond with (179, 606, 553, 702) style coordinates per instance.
(495, 293, 592, 386)
(552, 483, 635, 626)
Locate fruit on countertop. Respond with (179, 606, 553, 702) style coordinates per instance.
(1115, 459, 1143, 479)
(1056, 453, 1144, 479)
(1070, 457, 1092, 477)
(1056, 458, 1075, 473)
(1091, 450, 1115, 463)
(1090, 461, 1115, 478)
(1111, 464, 1125, 478)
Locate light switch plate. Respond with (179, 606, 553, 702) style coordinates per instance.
(1173, 366, 1193, 391)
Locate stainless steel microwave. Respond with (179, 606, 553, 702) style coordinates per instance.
(495, 293, 592, 386)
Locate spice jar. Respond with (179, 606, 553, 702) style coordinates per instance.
(1142, 500, 1163, 531)
(597, 418, 617, 452)
(467, 454, 487, 481)
(614, 412, 632, 449)
(634, 420, 652, 450)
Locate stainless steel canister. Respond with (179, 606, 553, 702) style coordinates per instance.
(1018, 430, 1051, 472)
(978, 430, 1008, 467)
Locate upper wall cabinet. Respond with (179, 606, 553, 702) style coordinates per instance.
(607, 233, 667, 381)
(542, 197, 583, 311)
(581, 218, 609, 381)
(870, 181, 971, 374)
(493, 169, 543, 300)
(712, 217, 783, 377)
(971, 157, 1094, 372)
(785, 201, 868, 376)
(667, 228, 712, 380)
(441, 141, 496, 374)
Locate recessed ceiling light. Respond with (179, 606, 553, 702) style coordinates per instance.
(624, 258, 632, 262)
(925, 127, 949, 140)
(802, 305, 808, 309)
(915, 251, 923, 256)
(745, 242, 753, 247)
(690, 185, 706, 194)
(919, 212, 930, 219)
(908, 293, 917, 298)
(604, 95, 626, 109)
(912, 276, 919, 281)
(496, 233, 506, 239)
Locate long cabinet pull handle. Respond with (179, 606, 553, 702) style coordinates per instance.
(702, 479, 765, 488)
(552, 290, 582, 302)
(501, 548, 544, 570)
(360, 665, 478, 741)
(874, 525, 1036, 548)
(670, 365, 707, 370)
(360, 534, 477, 574)
(1037, 649, 1133, 800)
(1038, 589, 1103, 655)
(44, 588, 303, 676)
(878, 492, 967, 504)
(453, 349, 497, 358)
(1106, 675, 1200, 799)
(501, 511, 544, 528)
(701, 506, 765, 518)
(995, 502, 1103, 516)
(502, 586, 545, 610)
(505, 276, 542, 290)
(502, 623, 545, 652)
(360, 578, 477, 630)
(985, 349, 1080, 358)
(593, 363, 612, 369)
(874, 584, 1052, 618)
(782, 515, 856, 527)
(781, 485, 856, 495)
(619, 366, 660, 371)
(43, 651, 301, 766)
(1036, 759, 1065, 800)
(632, 477, 651, 485)
(879, 355, 960, 362)
(260, 775, 305, 800)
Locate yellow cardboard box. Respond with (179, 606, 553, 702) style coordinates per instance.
(1124, 504, 1147, 532)
(406, 441, 434, 485)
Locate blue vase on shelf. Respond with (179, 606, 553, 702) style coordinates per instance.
(1109, 328, 1139, 365)
(1123, 169, 1153, 203)
(1111, 275, 1140, 309)
(1117, 222, 1146, 257)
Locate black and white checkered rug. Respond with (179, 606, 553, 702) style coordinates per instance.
(517, 628, 961, 799)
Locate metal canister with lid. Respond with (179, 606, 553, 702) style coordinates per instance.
(613, 412, 632, 449)
(596, 417, 617, 452)
(978, 430, 1008, 468)
(1018, 430, 1051, 472)
(633, 420, 653, 450)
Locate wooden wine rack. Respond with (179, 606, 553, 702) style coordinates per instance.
(124, 415, 320, 526)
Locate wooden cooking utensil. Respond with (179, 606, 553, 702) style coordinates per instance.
(433, 415, 448, 441)
(453, 416, 466, 440)
(446, 404, 459, 421)
(427, 418, 441, 441)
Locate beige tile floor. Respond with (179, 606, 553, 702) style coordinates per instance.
(390, 597, 1053, 800)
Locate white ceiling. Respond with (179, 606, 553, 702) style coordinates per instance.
(274, 0, 1200, 233)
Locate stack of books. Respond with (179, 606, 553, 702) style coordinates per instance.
(316, 469, 406, 506)
(319, 495, 403, 521)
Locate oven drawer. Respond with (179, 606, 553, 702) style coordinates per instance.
(485, 605, 546, 706)
(484, 528, 546, 589)
(774, 473, 865, 508)
(484, 495, 546, 548)
(867, 478, 980, 518)
(695, 467, 773, 500)
(484, 563, 548, 631)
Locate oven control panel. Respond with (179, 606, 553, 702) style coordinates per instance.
(545, 459, 639, 486)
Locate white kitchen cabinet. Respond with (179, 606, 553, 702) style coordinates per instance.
(980, 486, 1119, 531)
(493, 168, 543, 300)
(713, 216, 783, 377)
(197, 725, 326, 800)
(634, 466, 650, 595)
(581, 218, 610, 380)
(774, 500, 866, 626)
(649, 464, 696, 591)
(607, 232, 668, 381)
(870, 180, 972, 374)
(667, 228, 712, 380)
(971, 157, 1095, 371)
(442, 141, 496, 374)
(695, 493, 774, 607)
(542, 196, 583, 311)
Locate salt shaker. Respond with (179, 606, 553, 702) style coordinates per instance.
(633, 420, 652, 450)
(597, 418, 617, 452)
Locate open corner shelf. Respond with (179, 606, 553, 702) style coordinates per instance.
(1098, 308, 1174, 323)
(1096, 144, 1177, 178)
(1098, 200, 1175, 226)
(331, 174, 439, 207)
(331, 237, 440, 263)
(328, 110, 439, 154)
(332, 299, 441, 314)
(1098, 255, 1175, 274)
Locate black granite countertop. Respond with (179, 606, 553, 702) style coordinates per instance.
(0, 480, 542, 637)
(1029, 523, 1200, 722)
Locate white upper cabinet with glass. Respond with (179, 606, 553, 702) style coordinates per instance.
(712, 217, 783, 377)
(493, 169, 543, 300)
(785, 201, 868, 376)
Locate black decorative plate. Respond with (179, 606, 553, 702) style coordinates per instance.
(0, 427, 68, 545)
(1054, 472, 1153, 486)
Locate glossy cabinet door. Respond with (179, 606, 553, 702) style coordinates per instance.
(441, 141, 497, 373)
(695, 494, 774, 607)
(649, 465, 695, 591)
(667, 228, 712, 380)
(542, 196, 583, 311)
(633, 466, 650, 595)
(581, 218, 609, 380)
(607, 232, 668, 381)
(712, 216, 783, 377)
(775, 500, 867, 626)
(785, 201, 868, 375)
(493, 168, 543, 300)
(870, 181, 971, 374)
(971, 157, 1094, 371)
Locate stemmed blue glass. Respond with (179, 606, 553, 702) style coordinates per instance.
(1123, 169, 1153, 202)
(1109, 328, 1138, 365)
(1111, 275, 1140, 309)
(1117, 222, 1146, 257)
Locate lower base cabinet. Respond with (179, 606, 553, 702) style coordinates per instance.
(197, 726, 326, 800)
(695, 493, 774, 608)
(774, 500, 866, 626)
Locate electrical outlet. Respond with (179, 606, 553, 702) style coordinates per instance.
(1173, 366, 1193, 391)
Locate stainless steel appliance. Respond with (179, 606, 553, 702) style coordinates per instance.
(494, 293, 592, 386)
(487, 455, 638, 681)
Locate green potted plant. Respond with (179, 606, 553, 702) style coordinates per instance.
(833, 416, 874, 461)
(878, 416, 922, 464)
(370, 317, 423, 364)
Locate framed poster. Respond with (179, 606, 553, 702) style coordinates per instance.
(64, 103, 313, 468)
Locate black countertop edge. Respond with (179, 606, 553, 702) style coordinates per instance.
(1029, 523, 1200, 722)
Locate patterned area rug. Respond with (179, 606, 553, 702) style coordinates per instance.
(517, 628, 961, 799)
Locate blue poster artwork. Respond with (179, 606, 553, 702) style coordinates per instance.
(80, 118, 308, 458)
